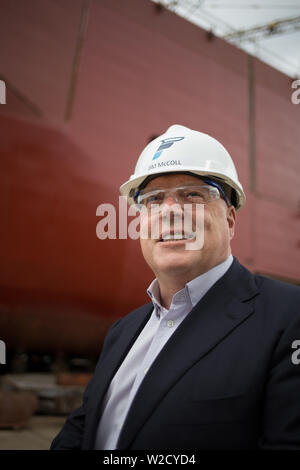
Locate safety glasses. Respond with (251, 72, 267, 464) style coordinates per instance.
(134, 183, 230, 209)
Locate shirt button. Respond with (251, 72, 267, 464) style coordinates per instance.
(167, 320, 174, 328)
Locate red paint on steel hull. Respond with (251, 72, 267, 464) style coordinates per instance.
(0, 0, 299, 354)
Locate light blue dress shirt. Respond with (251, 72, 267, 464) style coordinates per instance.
(94, 254, 234, 449)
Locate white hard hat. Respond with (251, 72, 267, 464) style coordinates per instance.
(120, 124, 246, 211)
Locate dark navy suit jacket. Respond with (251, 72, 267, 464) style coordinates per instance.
(51, 257, 300, 449)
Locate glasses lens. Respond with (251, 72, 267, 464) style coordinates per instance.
(178, 186, 218, 203)
(138, 190, 165, 207)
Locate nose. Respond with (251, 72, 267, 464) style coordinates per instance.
(163, 192, 179, 206)
(159, 192, 183, 227)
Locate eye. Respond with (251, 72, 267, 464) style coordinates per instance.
(144, 193, 164, 206)
(147, 195, 159, 203)
(182, 189, 205, 200)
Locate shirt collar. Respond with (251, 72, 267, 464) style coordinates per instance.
(147, 254, 234, 313)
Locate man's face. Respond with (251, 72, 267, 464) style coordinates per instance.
(139, 173, 236, 282)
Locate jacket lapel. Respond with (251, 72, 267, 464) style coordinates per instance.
(116, 257, 259, 449)
(83, 303, 153, 449)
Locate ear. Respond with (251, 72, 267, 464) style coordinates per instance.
(227, 205, 236, 240)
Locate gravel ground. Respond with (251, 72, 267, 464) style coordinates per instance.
(0, 415, 66, 450)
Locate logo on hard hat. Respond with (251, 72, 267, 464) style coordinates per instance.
(153, 136, 184, 160)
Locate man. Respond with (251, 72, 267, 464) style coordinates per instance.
(51, 125, 300, 450)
